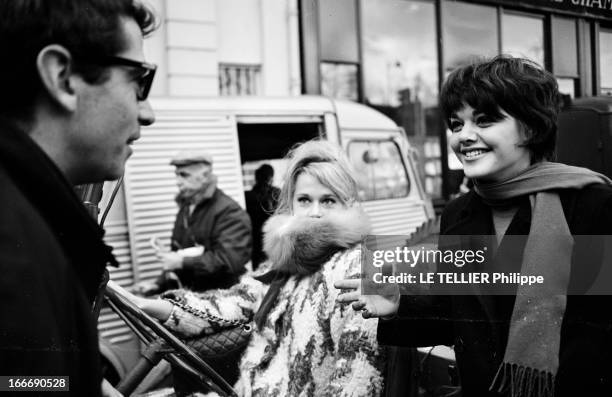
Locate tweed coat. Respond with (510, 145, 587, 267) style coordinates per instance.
(164, 209, 385, 397)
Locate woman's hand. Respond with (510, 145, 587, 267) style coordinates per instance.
(334, 278, 400, 319)
(113, 283, 150, 309)
(107, 280, 174, 322)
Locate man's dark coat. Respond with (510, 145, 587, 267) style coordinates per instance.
(170, 188, 252, 291)
(0, 122, 116, 396)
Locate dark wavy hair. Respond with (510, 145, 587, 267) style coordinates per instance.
(0, 0, 157, 120)
(440, 55, 562, 162)
(255, 164, 274, 185)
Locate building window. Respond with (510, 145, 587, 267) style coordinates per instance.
(218, 63, 261, 96)
(361, 0, 441, 198)
(320, 62, 359, 101)
(347, 140, 410, 201)
(443, 2, 498, 71)
(599, 29, 612, 96)
(502, 12, 545, 67)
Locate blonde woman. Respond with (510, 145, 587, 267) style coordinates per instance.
(129, 140, 385, 397)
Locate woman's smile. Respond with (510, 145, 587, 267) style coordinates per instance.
(449, 105, 531, 183)
(461, 148, 491, 161)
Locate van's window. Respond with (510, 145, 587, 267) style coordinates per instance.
(238, 122, 323, 191)
(347, 140, 410, 201)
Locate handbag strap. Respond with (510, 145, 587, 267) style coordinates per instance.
(162, 295, 252, 332)
(162, 274, 289, 332)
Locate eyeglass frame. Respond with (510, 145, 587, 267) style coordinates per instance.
(74, 54, 157, 101)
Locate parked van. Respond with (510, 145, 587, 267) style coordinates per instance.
(97, 95, 435, 382)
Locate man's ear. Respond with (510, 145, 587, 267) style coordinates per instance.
(36, 44, 78, 112)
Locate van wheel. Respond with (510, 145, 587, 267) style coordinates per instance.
(101, 355, 121, 386)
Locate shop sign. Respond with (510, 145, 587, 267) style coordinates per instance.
(466, 0, 612, 18)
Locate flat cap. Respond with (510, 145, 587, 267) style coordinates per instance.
(170, 150, 213, 166)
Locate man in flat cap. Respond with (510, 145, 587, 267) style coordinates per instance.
(150, 149, 252, 292)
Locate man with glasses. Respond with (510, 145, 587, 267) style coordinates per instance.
(0, 1, 156, 396)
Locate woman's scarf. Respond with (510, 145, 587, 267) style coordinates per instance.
(474, 162, 612, 397)
(252, 204, 371, 329)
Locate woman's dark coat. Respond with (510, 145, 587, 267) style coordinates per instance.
(379, 185, 612, 396)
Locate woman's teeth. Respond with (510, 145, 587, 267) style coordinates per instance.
(465, 150, 486, 159)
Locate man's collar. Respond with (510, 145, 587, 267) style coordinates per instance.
(189, 175, 218, 208)
(0, 120, 117, 301)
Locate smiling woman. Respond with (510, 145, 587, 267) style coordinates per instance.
(430, 56, 612, 397)
(336, 55, 612, 397)
(447, 106, 530, 183)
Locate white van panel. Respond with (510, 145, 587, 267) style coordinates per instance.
(99, 219, 135, 343)
(334, 100, 398, 131)
(362, 198, 429, 235)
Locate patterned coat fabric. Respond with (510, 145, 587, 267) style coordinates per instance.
(163, 209, 385, 397)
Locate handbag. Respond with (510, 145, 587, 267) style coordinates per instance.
(161, 273, 288, 359)
(162, 274, 288, 395)
(161, 295, 253, 359)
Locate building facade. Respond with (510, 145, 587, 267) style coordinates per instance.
(143, 0, 302, 98)
(140, 0, 611, 202)
(299, 0, 612, 203)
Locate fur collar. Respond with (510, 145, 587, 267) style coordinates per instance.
(262, 204, 371, 275)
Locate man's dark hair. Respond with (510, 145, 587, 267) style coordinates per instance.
(255, 164, 274, 185)
(0, 0, 157, 120)
(440, 55, 561, 162)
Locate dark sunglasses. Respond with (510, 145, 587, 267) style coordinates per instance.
(76, 54, 157, 101)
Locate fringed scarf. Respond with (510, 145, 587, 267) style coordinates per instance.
(253, 205, 371, 329)
(474, 162, 612, 397)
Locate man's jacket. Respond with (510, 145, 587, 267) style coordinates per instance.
(0, 121, 116, 397)
(169, 188, 252, 291)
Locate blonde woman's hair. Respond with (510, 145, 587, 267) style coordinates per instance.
(275, 139, 359, 214)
